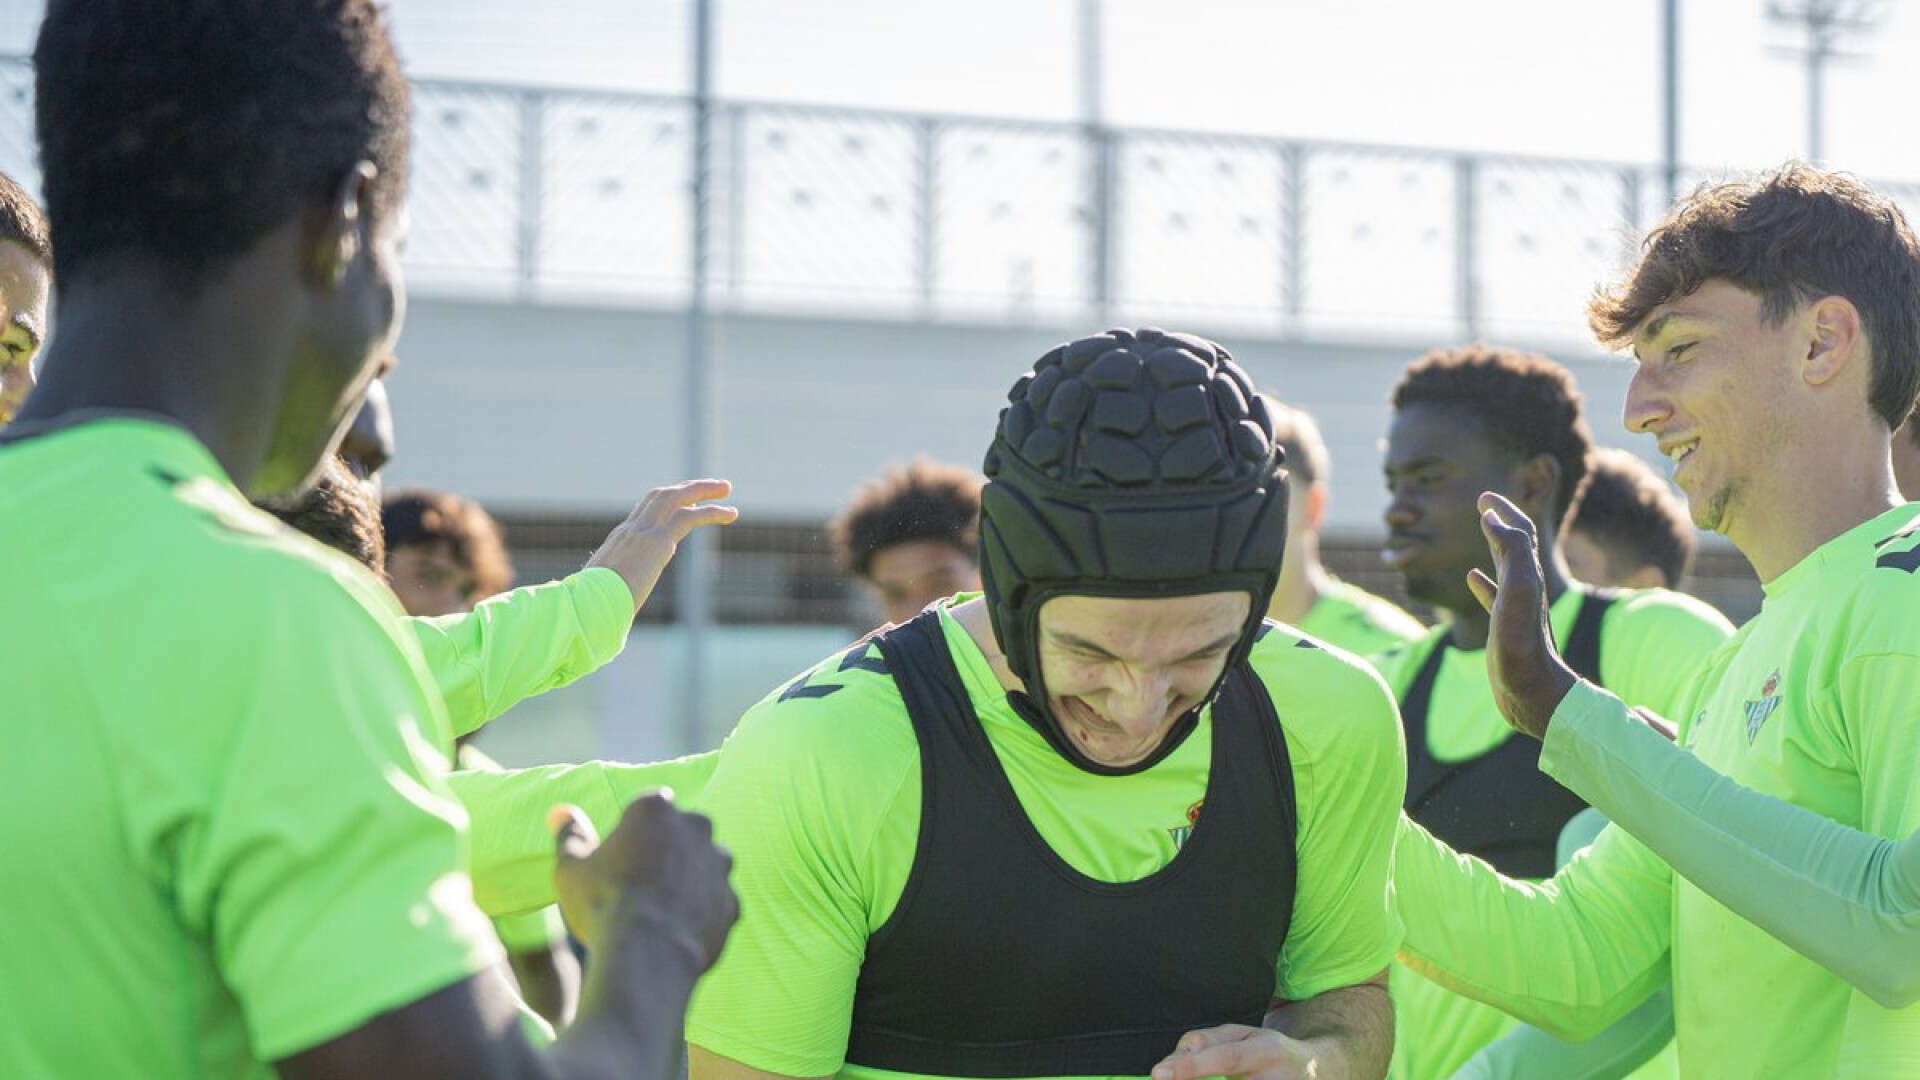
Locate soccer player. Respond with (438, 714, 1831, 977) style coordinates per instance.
(0, 3, 736, 1077)
(688, 328, 1405, 1080)
(0, 169, 51, 425)
(1376, 346, 1733, 1080)
(1395, 164, 1920, 1078)
(1562, 447, 1695, 590)
(829, 459, 984, 626)
(1260, 397, 1426, 658)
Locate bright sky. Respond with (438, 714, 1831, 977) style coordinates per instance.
(365, 0, 1920, 178)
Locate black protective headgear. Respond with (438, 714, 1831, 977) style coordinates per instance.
(978, 327, 1289, 774)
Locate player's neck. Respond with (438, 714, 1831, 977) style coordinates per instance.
(1726, 433, 1903, 582)
(951, 596, 1026, 697)
(1445, 532, 1573, 650)
(1267, 548, 1333, 625)
(17, 262, 297, 493)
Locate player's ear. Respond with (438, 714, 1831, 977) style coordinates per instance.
(1515, 453, 1562, 521)
(304, 161, 378, 293)
(1306, 483, 1328, 531)
(1802, 295, 1862, 388)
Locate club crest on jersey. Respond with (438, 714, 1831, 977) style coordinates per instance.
(1744, 669, 1783, 743)
(1168, 799, 1204, 850)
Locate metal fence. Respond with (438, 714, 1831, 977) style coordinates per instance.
(2, 57, 1918, 347)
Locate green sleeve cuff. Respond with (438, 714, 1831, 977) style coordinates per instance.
(568, 567, 636, 665)
(1536, 679, 1627, 788)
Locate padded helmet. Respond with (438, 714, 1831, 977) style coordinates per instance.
(978, 327, 1288, 772)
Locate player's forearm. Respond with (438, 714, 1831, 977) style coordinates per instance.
(1446, 985, 1674, 1080)
(455, 754, 722, 917)
(1262, 978, 1392, 1080)
(412, 568, 635, 738)
(1393, 815, 1670, 1039)
(1540, 681, 1920, 1008)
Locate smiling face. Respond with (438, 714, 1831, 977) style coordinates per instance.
(1625, 280, 1801, 536)
(1034, 590, 1251, 768)
(1381, 403, 1520, 612)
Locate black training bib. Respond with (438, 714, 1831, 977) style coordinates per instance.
(1400, 589, 1615, 879)
(844, 611, 1299, 1076)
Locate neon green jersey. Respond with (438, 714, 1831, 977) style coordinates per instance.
(0, 419, 499, 1078)
(411, 567, 635, 739)
(1398, 505, 1920, 1079)
(1382, 587, 1733, 1080)
(1294, 577, 1428, 661)
(683, 596, 1406, 1079)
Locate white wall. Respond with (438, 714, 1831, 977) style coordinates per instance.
(383, 296, 1648, 536)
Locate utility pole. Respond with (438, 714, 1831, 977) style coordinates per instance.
(1662, 0, 1680, 205)
(1080, 0, 1112, 321)
(1765, 0, 1886, 164)
(678, 0, 715, 754)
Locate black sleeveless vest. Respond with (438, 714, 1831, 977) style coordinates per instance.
(1400, 589, 1616, 880)
(844, 612, 1299, 1077)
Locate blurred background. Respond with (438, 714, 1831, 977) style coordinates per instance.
(0, 0, 1904, 762)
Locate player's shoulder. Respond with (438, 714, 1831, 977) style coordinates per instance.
(1326, 579, 1428, 640)
(1824, 512, 1920, 656)
(1246, 621, 1404, 751)
(1599, 584, 1737, 637)
(724, 634, 919, 773)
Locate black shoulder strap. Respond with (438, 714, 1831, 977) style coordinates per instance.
(1562, 588, 1618, 687)
(1399, 636, 1451, 810)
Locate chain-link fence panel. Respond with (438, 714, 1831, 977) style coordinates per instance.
(1476, 160, 1642, 347)
(932, 120, 1093, 323)
(727, 104, 919, 314)
(0, 60, 32, 197)
(407, 85, 525, 295)
(538, 94, 691, 302)
(1299, 148, 1460, 339)
(1113, 131, 1289, 331)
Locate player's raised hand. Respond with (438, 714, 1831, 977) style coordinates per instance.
(1465, 491, 1577, 739)
(1151, 1025, 1316, 1080)
(548, 793, 737, 972)
(586, 479, 739, 617)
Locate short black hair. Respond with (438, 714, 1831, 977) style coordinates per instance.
(0, 170, 50, 266)
(1391, 344, 1595, 523)
(829, 459, 984, 579)
(382, 489, 515, 600)
(33, 0, 410, 286)
(1567, 447, 1695, 588)
(260, 455, 385, 574)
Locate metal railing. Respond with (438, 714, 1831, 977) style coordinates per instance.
(3, 58, 1919, 347)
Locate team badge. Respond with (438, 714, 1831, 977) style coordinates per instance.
(1743, 669, 1783, 743)
(1168, 799, 1204, 850)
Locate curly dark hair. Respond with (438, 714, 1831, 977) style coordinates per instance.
(1567, 447, 1695, 588)
(382, 489, 515, 600)
(33, 0, 409, 286)
(829, 459, 984, 579)
(1590, 164, 1920, 430)
(0, 170, 50, 266)
(259, 455, 385, 574)
(1391, 344, 1594, 523)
